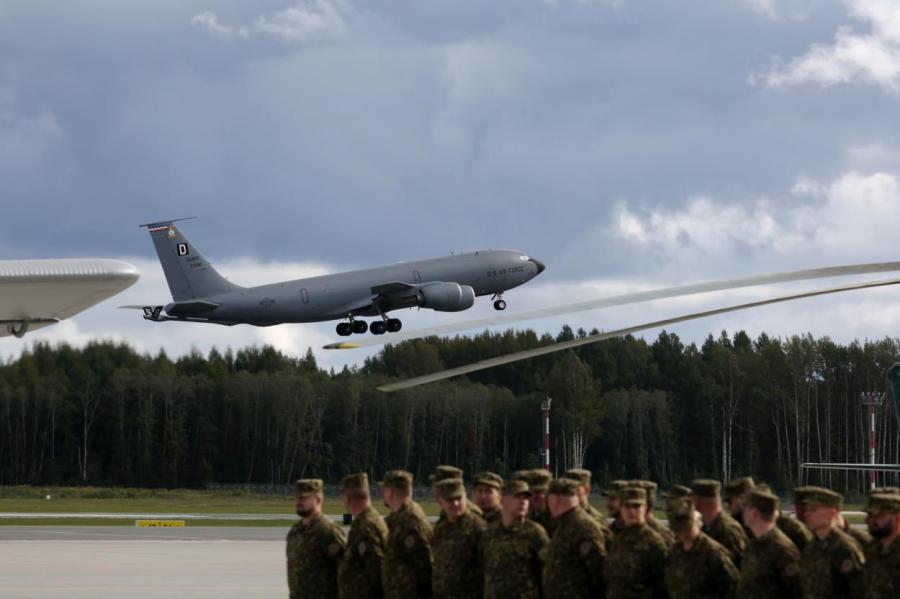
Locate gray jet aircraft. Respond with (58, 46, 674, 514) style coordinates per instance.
(128, 219, 545, 337)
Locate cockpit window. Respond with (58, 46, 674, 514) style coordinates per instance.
(520, 255, 529, 261)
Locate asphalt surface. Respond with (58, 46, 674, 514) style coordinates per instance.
(0, 525, 289, 541)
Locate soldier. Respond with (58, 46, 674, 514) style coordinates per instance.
(605, 486, 669, 599)
(542, 478, 608, 598)
(603, 480, 629, 535)
(482, 479, 549, 599)
(724, 476, 755, 534)
(381, 470, 433, 599)
(795, 487, 864, 599)
(796, 485, 870, 549)
(753, 482, 812, 551)
(662, 484, 692, 511)
(664, 497, 739, 599)
(431, 478, 485, 599)
(563, 468, 613, 541)
(338, 473, 388, 599)
(863, 492, 900, 598)
(737, 489, 802, 599)
(632, 479, 675, 548)
(432, 465, 482, 520)
(513, 469, 552, 533)
(286, 479, 347, 599)
(473, 472, 503, 524)
(691, 479, 748, 565)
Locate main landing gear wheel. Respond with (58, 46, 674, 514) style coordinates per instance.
(370, 321, 386, 335)
(336, 322, 353, 336)
(353, 320, 368, 334)
(386, 318, 402, 333)
(493, 299, 507, 311)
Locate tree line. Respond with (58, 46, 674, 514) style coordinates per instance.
(1, 327, 898, 496)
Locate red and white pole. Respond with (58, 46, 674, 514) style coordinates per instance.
(869, 403, 877, 490)
(542, 396, 552, 472)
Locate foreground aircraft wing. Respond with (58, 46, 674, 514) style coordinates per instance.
(331, 261, 900, 350)
(0, 259, 139, 338)
(377, 276, 900, 392)
(801, 463, 900, 473)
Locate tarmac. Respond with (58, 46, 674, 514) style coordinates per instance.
(0, 526, 290, 598)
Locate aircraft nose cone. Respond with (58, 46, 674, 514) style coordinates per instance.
(530, 258, 545, 275)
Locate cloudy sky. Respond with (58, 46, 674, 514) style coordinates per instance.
(2, 0, 900, 369)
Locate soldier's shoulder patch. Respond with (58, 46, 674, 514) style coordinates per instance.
(783, 562, 800, 577)
(328, 542, 342, 557)
(579, 541, 594, 557)
(358, 541, 367, 556)
(839, 558, 855, 573)
(404, 534, 417, 548)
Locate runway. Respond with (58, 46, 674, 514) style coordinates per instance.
(0, 527, 289, 598)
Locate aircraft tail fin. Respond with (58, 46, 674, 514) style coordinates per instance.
(140, 219, 240, 301)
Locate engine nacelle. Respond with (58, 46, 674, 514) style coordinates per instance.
(417, 282, 476, 312)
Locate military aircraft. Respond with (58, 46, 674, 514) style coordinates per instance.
(127, 218, 545, 336)
(0, 258, 139, 338)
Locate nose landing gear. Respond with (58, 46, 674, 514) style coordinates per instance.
(491, 294, 507, 311)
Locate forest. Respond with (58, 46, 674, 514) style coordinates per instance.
(1, 326, 898, 497)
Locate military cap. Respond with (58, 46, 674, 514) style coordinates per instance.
(295, 478, 323, 498)
(872, 486, 900, 495)
(434, 478, 466, 500)
(547, 478, 580, 496)
(601, 479, 630, 497)
(662, 484, 692, 499)
(517, 468, 551, 492)
(340, 472, 369, 494)
(866, 492, 900, 514)
(793, 485, 817, 503)
(745, 489, 779, 513)
(473, 471, 503, 489)
(667, 497, 696, 532)
(754, 483, 772, 494)
(381, 469, 413, 491)
(632, 480, 658, 505)
(620, 487, 647, 506)
(691, 479, 721, 498)
(724, 476, 756, 499)
(502, 479, 532, 497)
(799, 486, 843, 509)
(563, 468, 592, 486)
(430, 465, 464, 484)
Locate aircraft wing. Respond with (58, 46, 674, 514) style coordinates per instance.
(801, 463, 900, 472)
(331, 260, 900, 350)
(377, 276, 900, 392)
(0, 259, 139, 338)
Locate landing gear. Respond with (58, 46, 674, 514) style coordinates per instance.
(369, 317, 402, 335)
(336, 322, 353, 336)
(370, 321, 386, 335)
(386, 318, 402, 333)
(493, 299, 507, 311)
(353, 320, 368, 334)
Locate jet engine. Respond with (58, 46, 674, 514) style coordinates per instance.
(417, 282, 476, 312)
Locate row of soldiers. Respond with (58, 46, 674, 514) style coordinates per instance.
(285, 466, 900, 598)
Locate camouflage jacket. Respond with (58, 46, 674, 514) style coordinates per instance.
(482, 508, 501, 525)
(605, 523, 669, 599)
(840, 519, 871, 550)
(778, 514, 813, 552)
(863, 536, 900, 599)
(432, 509, 485, 599)
(584, 503, 613, 543)
(664, 531, 739, 599)
(286, 513, 347, 599)
(646, 513, 676, 548)
(338, 506, 388, 599)
(383, 501, 434, 599)
(798, 527, 864, 599)
(736, 527, 801, 599)
(704, 511, 748, 566)
(542, 507, 608, 599)
(482, 518, 549, 599)
(529, 506, 553, 537)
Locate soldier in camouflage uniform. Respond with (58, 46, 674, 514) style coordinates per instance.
(432, 465, 483, 521)
(605, 486, 669, 599)
(662, 484, 692, 511)
(513, 469, 553, 534)
(725, 476, 755, 536)
(737, 489, 801, 599)
(482, 479, 550, 599)
(604, 480, 629, 535)
(692, 479, 748, 565)
(795, 487, 864, 599)
(473, 471, 503, 524)
(748, 482, 812, 551)
(381, 470, 434, 599)
(338, 473, 388, 599)
(795, 485, 868, 550)
(286, 479, 347, 599)
(664, 497, 739, 599)
(431, 478, 485, 599)
(631, 479, 675, 548)
(563, 468, 613, 541)
(542, 478, 608, 598)
(863, 491, 900, 599)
